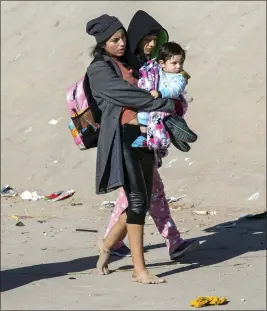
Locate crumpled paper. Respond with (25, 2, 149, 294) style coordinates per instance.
(20, 190, 44, 201)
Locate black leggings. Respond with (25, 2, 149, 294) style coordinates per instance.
(121, 124, 155, 225)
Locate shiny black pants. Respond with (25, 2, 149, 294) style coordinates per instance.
(121, 124, 154, 225)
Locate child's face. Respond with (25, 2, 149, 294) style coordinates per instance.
(160, 55, 184, 73)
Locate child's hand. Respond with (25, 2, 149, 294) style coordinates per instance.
(150, 90, 160, 99)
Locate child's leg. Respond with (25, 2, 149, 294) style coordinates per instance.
(131, 112, 149, 147)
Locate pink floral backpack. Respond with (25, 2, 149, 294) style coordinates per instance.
(66, 73, 101, 150)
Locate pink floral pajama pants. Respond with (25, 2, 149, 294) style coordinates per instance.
(104, 168, 183, 254)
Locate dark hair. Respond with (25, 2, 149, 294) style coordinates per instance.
(158, 41, 186, 62)
(91, 40, 108, 57)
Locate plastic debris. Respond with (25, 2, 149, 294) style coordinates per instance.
(44, 191, 63, 200)
(101, 201, 116, 208)
(44, 190, 75, 202)
(1, 185, 18, 197)
(20, 190, 44, 201)
(188, 161, 194, 166)
(48, 119, 59, 125)
(193, 210, 208, 215)
(193, 210, 217, 216)
(190, 296, 228, 308)
(16, 221, 25, 227)
(247, 192, 260, 201)
(11, 215, 34, 220)
(167, 195, 187, 203)
(209, 211, 217, 216)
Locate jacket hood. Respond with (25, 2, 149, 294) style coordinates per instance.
(127, 10, 169, 59)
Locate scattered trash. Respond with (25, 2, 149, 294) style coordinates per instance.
(20, 190, 44, 201)
(216, 221, 237, 229)
(253, 232, 264, 235)
(209, 211, 217, 216)
(24, 127, 33, 133)
(13, 53, 22, 61)
(1, 185, 18, 197)
(48, 119, 59, 125)
(193, 210, 217, 216)
(68, 277, 76, 280)
(76, 229, 98, 233)
(241, 298, 246, 302)
(44, 191, 63, 200)
(188, 161, 194, 166)
(167, 195, 187, 203)
(190, 296, 228, 308)
(44, 190, 75, 202)
(101, 201, 116, 208)
(238, 211, 266, 220)
(37, 220, 46, 224)
(53, 160, 59, 164)
(16, 221, 25, 227)
(71, 202, 83, 206)
(193, 210, 208, 215)
(247, 192, 260, 201)
(11, 215, 34, 220)
(184, 157, 190, 161)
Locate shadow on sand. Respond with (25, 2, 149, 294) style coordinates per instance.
(1, 215, 266, 292)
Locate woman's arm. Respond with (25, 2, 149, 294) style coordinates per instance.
(88, 60, 174, 113)
(159, 74, 186, 99)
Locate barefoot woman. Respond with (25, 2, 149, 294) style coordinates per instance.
(86, 14, 175, 283)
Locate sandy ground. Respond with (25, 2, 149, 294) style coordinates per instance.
(1, 1, 266, 310)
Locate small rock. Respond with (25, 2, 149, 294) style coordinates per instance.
(54, 20, 60, 27)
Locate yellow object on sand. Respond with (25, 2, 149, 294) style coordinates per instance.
(190, 296, 228, 308)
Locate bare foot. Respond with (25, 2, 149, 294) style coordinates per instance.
(96, 240, 110, 275)
(132, 269, 166, 284)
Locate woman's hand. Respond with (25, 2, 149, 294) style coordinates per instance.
(150, 90, 160, 99)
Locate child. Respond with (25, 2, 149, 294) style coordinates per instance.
(131, 42, 191, 148)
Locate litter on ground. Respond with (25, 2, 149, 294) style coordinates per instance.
(190, 296, 228, 308)
(247, 192, 260, 201)
(167, 195, 187, 203)
(1, 185, 18, 197)
(20, 191, 44, 201)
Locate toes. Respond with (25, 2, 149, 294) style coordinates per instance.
(103, 266, 110, 275)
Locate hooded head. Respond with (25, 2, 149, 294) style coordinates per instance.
(127, 10, 169, 60)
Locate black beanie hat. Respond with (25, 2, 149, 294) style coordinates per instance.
(86, 14, 123, 44)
